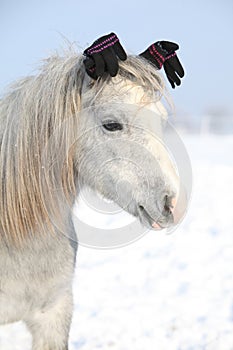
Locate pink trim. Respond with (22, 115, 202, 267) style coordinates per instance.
(87, 37, 119, 54)
(165, 52, 177, 60)
(149, 46, 163, 68)
(87, 34, 118, 53)
(90, 34, 117, 49)
(151, 44, 165, 62)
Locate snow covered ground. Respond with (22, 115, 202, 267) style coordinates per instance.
(1, 134, 233, 350)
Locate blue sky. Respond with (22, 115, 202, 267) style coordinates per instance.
(1, 0, 232, 116)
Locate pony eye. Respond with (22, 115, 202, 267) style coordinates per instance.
(102, 121, 123, 132)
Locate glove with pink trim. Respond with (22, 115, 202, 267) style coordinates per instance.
(139, 41, 185, 88)
(83, 33, 127, 79)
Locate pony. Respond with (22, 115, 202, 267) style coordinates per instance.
(0, 48, 184, 349)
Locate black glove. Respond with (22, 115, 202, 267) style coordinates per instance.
(139, 41, 185, 88)
(83, 33, 127, 79)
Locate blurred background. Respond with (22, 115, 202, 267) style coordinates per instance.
(0, 1, 233, 349)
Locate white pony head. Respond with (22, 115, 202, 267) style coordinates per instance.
(76, 55, 185, 230)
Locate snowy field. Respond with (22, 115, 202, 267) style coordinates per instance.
(1, 134, 233, 350)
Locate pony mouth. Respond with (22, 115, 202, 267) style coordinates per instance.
(138, 205, 164, 230)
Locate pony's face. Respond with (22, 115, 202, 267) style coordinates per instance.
(76, 78, 186, 230)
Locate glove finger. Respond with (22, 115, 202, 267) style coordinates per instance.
(164, 62, 181, 86)
(167, 55, 185, 78)
(167, 76, 175, 89)
(84, 56, 95, 69)
(113, 41, 127, 61)
(102, 47, 119, 77)
(160, 41, 179, 52)
(92, 53, 105, 77)
(83, 58, 97, 79)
